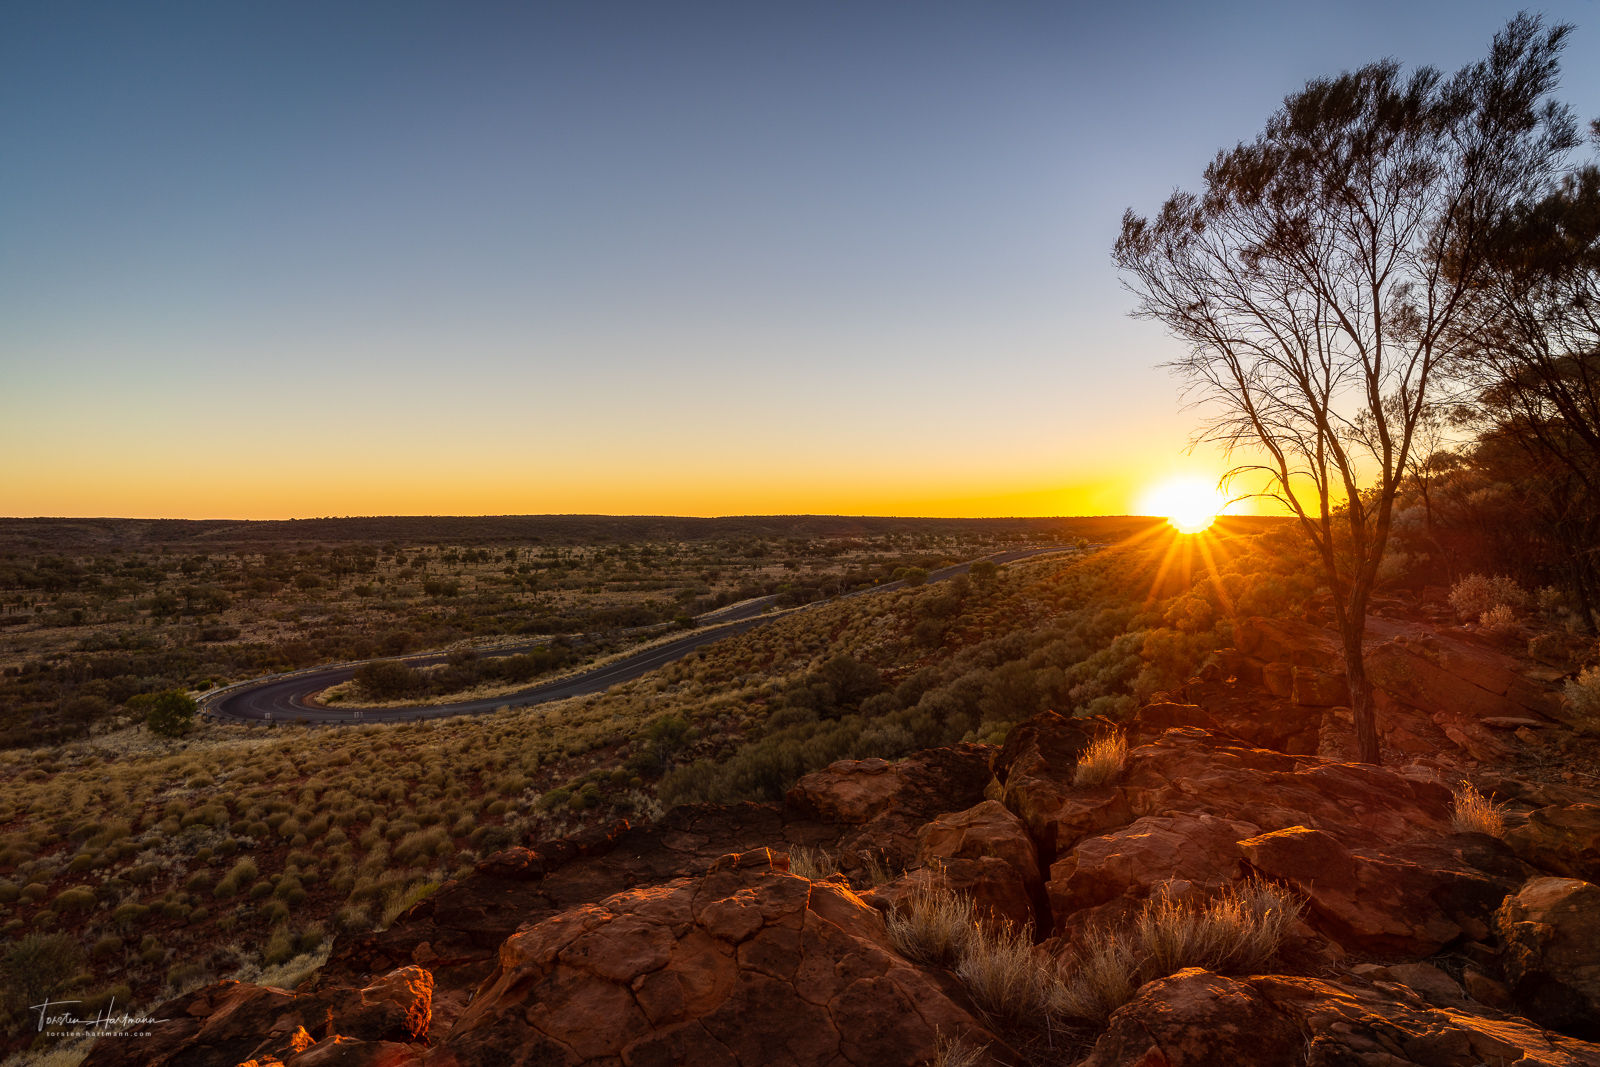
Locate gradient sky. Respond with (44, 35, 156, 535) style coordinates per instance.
(3, 2, 1598, 520)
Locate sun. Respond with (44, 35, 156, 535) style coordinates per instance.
(1140, 477, 1226, 534)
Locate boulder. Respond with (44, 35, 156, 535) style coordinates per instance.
(1046, 812, 1258, 934)
(785, 744, 998, 874)
(1497, 876, 1600, 1038)
(914, 800, 1041, 888)
(81, 968, 432, 1067)
(784, 745, 995, 827)
(1078, 968, 1304, 1067)
(1365, 634, 1561, 725)
(1506, 804, 1600, 882)
(1079, 968, 1600, 1067)
(1233, 617, 1343, 668)
(990, 711, 1133, 858)
(1238, 827, 1527, 955)
(442, 848, 1008, 1066)
(1291, 667, 1349, 707)
(894, 798, 1043, 928)
(1117, 728, 1455, 847)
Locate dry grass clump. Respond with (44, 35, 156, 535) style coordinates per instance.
(1051, 925, 1140, 1024)
(786, 845, 839, 881)
(954, 920, 1056, 1024)
(1451, 781, 1508, 837)
(890, 880, 1299, 1034)
(884, 883, 976, 968)
(1072, 734, 1127, 788)
(1055, 882, 1299, 1024)
(1134, 882, 1297, 977)
(932, 1033, 990, 1067)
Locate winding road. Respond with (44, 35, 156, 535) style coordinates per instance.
(203, 545, 1076, 725)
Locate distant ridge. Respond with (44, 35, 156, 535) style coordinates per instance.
(0, 513, 1286, 550)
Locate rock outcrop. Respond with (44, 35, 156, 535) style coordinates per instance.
(1498, 876, 1600, 1039)
(1080, 967, 1600, 1067)
(82, 622, 1600, 1067)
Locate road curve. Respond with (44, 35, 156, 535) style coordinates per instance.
(206, 545, 1076, 725)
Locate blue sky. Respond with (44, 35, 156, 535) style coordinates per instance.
(3, 1, 1597, 518)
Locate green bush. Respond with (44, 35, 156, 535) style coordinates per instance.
(140, 689, 198, 737)
(4, 934, 87, 1011)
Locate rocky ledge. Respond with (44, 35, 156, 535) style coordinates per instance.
(81, 616, 1600, 1066)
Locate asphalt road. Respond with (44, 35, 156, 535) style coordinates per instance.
(205, 545, 1075, 725)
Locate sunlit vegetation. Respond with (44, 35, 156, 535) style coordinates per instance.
(0, 520, 1071, 747)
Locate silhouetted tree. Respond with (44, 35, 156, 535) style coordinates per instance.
(1115, 16, 1579, 762)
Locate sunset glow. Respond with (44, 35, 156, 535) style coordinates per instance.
(1140, 477, 1227, 534)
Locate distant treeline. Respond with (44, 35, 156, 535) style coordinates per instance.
(0, 513, 1286, 553)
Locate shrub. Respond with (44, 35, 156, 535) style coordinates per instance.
(143, 689, 198, 737)
(1564, 666, 1600, 734)
(263, 926, 298, 966)
(112, 902, 149, 924)
(91, 935, 124, 959)
(1449, 574, 1528, 621)
(166, 962, 205, 992)
(1, 933, 84, 1015)
(1480, 604, 1518, 634)
(468, 825, 515, 851)
(1451, 782, 1508, 837)
(393, 827, 451, 867)
(1073, 734, 1127, 788)
(51, 887, 97, 913)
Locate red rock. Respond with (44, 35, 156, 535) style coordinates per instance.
(991, 712, 1133, 856)
(1233, 617, 1343, 668)
(1079, 968, 1600, 1066)
(1046, 813, 1258, 934)
(1506, 804, 1600, 882)
(1291, 667, 1349, 707)
(914, 800, 1041, 886)
(1497, 876, 1600, 1039)
(1117, 729, 1454, 846)
(324, 966, 433, 1044)
(1237, 826, 1524, 955)
(1078, 969, 1305, 1066)
(862, 856, 1037, 932)
(440, 850, 1006, 1066)
(284, 1036, 421, 1066)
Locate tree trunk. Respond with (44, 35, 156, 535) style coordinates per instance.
(1339, 617, 1381, 764)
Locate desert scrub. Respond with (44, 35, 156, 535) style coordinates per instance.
(1449, 574, 1529, 621)
(1073, 734, 1127, 788)
(1564, 666, 1600, 733)
(1451, 782, 1508, 837)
